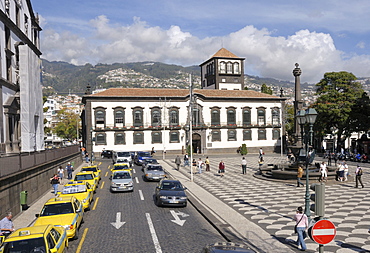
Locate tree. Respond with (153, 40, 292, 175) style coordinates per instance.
(313, 71, 364, 151)
(348, 92, 370, 133)
(53, 109, 80, 141)
(261, 83, 273, 95)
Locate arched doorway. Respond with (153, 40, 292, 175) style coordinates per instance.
(192, 133, 201, 154)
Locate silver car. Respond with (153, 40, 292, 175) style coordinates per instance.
(143, 164, 166, 181)
(110, 171, 134, 192)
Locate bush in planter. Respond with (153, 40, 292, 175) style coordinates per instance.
(240, 144, 248, 155)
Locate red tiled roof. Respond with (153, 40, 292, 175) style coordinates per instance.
(88, 88, 280, 99)
(212, 48, 239, 58)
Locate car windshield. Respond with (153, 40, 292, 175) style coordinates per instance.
(147, 166, 163, 171)
(62, 185, 87, 194)
(113, 173, 131, 179)
(40, 203, 74, 216)
(117, 152, 130, 156)
(3, 238, 45, 253)
(145, 159, 158, 164)
(138, 152, 150, 157)
(81, 167, 97, 172)
(114, 165, 128, 170)
(75, 174, 94, 180)
(160, 181, 183, 190)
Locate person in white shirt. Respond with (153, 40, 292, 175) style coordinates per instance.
(319, 162, 327, 182)
(343, 162, 349, 181)
(241, 157, 247, 174)
(294, 206, 308, 251)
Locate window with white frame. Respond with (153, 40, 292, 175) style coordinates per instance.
(151, 108, 161, 127)
(211, 108, 220, 126)
(243, 108, 251, 126)
(96, 133, 106, 145)
(133, 132, 144, 144)
(257, 108, 266, 126)
(258, 129, 266, 140)
(227, 108, 236, 125)
(228, 129, 237, 141)
(115, 133, 125, 145)
(95, 109, 106, 127)
(152, 131, 162, 144)
(114, 108, 125, 126)
(220, 61, 226, 74)
(272, 129, 280, 140)
(212, 130, 221, 142)
(170, 131, 179, 143)
(133, 108, 143, 127)
(272, 108, 280, 125)
(243, 129, 252, 140)
(169, 108, 179, 127)
(233, 62, 239, 74)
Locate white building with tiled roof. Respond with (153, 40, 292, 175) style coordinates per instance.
(82, 49, 285, 155)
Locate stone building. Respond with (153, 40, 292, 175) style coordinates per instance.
(82, 49, 285, 154)
(0, 0, 43, 154)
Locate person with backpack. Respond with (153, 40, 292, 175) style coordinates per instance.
(355, 165, 364, 188)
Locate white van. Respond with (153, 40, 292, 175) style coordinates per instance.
(113, 151, 132, 166)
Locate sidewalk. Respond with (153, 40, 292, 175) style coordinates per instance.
(161, 157, 295, 253)
(13, 162, 88, 229)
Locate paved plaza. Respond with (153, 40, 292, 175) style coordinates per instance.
(163, 153, 370, 253)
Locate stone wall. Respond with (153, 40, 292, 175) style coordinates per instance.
(0, 153, 82, 219)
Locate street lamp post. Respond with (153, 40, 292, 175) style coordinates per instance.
(297, 108, 318, 221)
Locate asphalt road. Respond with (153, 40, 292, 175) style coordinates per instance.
(66, 158, 224, 253)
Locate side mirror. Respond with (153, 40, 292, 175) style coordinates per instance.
(50, 248, 57, 253)
(35, 214, 40, 218)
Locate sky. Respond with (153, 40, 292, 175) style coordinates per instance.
(31, 0, 370, 83)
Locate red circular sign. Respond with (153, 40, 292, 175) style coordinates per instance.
(309, 220, 336, 244)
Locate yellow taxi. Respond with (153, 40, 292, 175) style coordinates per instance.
(57, 181, 94, 211)
(0, 225, 68, 253)
(111, 163, 132, 176)
(73, 171, 98, 192)
(80, 165, 101, 182)
(34, 196, 83, 240)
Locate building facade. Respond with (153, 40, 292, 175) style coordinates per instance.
(82, 48, 285, 155)
(82, 88, 285, 154)
(0, 0, 43, 154)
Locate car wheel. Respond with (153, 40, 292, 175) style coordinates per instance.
(155, 197, 162, 207)
(73, 228, 79, 240)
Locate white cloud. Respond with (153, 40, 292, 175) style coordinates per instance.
(40, 16, 370, 83)
(356, 41, 365, 49)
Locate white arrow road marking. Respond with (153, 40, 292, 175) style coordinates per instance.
(146, 213, 162, 253)
(135, 177, 139, 184)
(170, 210, 188, 226)
(139, 190, 144, 200)
(111, 212, 126, 229)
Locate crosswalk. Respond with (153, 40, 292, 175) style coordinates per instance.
(171, 155, 370, 252)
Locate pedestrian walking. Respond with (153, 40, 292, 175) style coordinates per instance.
(355, 165, 364, 188)
(259, 148, 264, 159)
(151, 147, 155, 156)
(328, 153, 332, 166)
(294, 206, 308, 251)
(85, 152, 90, 163)
(57, 165, 64, 183)
(343, 162, 349, 181)
(297, 166, 304, 187)
(50, 174, 60, 195)
(183, 153, 189, 167)
(66, 162, 74, 180)
(192, 159, 197, 174)
(174, 155, 181, 170)
(319, 162, 327, 182)
(218, 160, 225, 177)
(0, 212, 14, 237)
(241, 157, 247, 174)
(198, 158, 204, 174)
(205, 157, 210, 171)
(338, 162, 345, 181)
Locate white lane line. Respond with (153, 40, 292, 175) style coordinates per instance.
(146, 213, 162, 253)
(135, 177, 139, 184)
(133, 169, 136, 173)
(139, 190, 144, 200)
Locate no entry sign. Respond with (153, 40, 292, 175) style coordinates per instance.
(309, 219, 336, 244)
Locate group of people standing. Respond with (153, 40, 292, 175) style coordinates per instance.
(50, 161, 74, 195)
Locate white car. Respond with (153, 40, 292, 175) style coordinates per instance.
(112, 151, 132, 166)
(110, 170, 134, 192)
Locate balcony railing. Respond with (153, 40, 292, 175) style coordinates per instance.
(92, 122, 282, 131)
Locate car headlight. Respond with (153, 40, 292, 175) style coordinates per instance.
(111, 182, 117, 187)
(180, 196, 187, 200)
(128, 181, 133, 186)
(159, 196, 167, 199)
